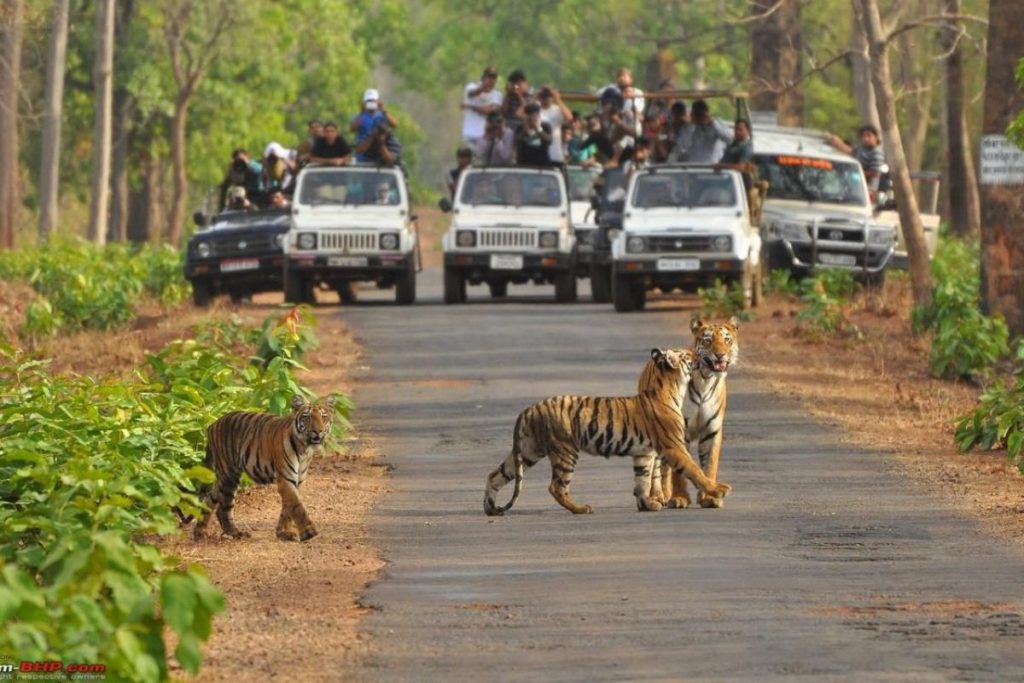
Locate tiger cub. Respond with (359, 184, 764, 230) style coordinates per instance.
(649, 317, 739, 509)
(192, 395, 335, 541)
(483, 348, 731, 516)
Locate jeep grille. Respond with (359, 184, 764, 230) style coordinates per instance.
(478, 229, 537, 249)
(319, 231, 378, 252)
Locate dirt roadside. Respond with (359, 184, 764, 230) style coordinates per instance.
(718, 281, 1024, 545)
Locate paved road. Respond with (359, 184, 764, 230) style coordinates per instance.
(340, 269, 1024, 682)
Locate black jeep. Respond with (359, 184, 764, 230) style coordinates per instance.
(184, 208, 290, 306)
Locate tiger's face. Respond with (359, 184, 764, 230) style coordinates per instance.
(691, 316, 740, 375)
(650, 347, 697, 385)
(291, 395, 336, 446)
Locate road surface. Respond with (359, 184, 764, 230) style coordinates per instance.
(339, 269, 1024, 682)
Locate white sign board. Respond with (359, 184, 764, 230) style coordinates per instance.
(980, 134, 1024, 185)
(749, 110, 778, 127)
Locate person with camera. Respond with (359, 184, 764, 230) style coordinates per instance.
(470, 112, 515, 166)
(355, 119, 402, 167)
(218, 148, 264, 211)
(309, 122, 353, 167)
(350, 89, 399, 162)
(462, 66, 503, 147)
(515, 102, 553, 167)
(500, 69, 530, 131)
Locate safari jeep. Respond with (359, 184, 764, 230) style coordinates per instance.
(752, 125, 898, 283)
(439, 166, 576, 303)
(286, 165, 418, 305)
(610, 165, 762, 313)
(566, 164, 601, 280)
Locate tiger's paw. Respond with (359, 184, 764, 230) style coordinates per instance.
(276, 530, 298, 542)
(699, 495, 724, 509)
(572, 504, 594, 515)
(299, 527, 319, 542)
(636, 497, 663, 512)
(223, 528, 251, 539)
(667, 496, 690, 509)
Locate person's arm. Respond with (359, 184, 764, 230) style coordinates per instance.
(824, 132, 854, 155)
(552, 89, 572, 122)
(379, 101, 399, 128)
(378, 136, 396, 166)
(355, 135, 374, 155)
(714, 119, 734, 144)
(537, 122, 553, 146)
(349, 114, 362, 134)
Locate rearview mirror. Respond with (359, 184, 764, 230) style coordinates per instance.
(437, 197, 453, 213)
(192, 211, 207, 228)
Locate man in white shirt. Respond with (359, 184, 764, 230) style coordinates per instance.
(461, 66, 503, 146)
(537, 87, 572, 165)
(599, 67, 645, 137)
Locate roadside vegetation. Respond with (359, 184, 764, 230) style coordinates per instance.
(0, 306, 350, 680)
(0, 240, 190, 340)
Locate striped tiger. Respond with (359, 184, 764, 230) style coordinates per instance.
(483, 348, 731, 516)
(649, 317, 739, 509)
(191, 394, 335, 541)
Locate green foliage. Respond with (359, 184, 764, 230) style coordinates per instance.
(954, 343, 1024, 471)
(0, 240, 189, 339)
(764, 268, 800, 296)
(913, 240, 1009, 379)
(0, 309, 349, 679)
(1008, 58, 1024, 148)
(698, 279, 750, 320)
(795, 271, 859, 336)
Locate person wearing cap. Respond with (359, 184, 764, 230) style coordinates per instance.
(447, 147, 473, 197)
(355, 119, 402, 167)
(515, 102, 553, 166)
(461, 66, 504, 146)
(537, 87, 572, 166)
(470, 112, 515, 166)
(262, 141, 298, 195)
(219, 148, 263, 211)
(350, 88, 399, 161)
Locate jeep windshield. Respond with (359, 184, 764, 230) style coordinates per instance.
(459, 172, 563, 208)
(630, 172, 738, 209)
(567, 167, 600, 202)
(755, 155, 868, 206)
(298, 170, 402, 206)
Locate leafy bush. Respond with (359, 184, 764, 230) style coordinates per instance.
(791, 271, 860, 337)
(0, 239, 190, 339)
(764, 268, 799, 296)
(0, 308, 349, 680)
(913, 240, 1009, 379)
(697, 279, 749, 319)
(954, 344, 1024, 470)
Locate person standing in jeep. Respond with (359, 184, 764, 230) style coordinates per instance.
(515, 103, 553, 166)
(309, 122, 353, 166)
(824, 124, 886, 188)
(461, 66, 503, 146)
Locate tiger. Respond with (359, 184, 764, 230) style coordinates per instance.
(483, 348, 731, 516)
(190, 394, 335, 542)
(649, 317, 739, 509)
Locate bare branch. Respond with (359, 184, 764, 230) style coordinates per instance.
(886, 12, 989, 43)
(753, 49, 857, 95)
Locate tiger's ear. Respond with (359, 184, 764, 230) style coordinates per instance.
(650, 348, 666, 369)
(690, 318, 704, 334)
(291, 394, 307, 411)
(727, 315, 740, 330)
(323, 394, 336, 410)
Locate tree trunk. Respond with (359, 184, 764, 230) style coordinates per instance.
(38, 0, 69, 242)
(645, 47, 676, 91)
(87, 0, 115, 245)
(978, 0, 1024, 334)
(897, 24, 933, 172)
(850, 0, 880, 131)
(940, 0, 981, 238)
(857, 0, 933, 308)
(167, 96, 189, 245)
(0, 0, 24, 250)
(749, 0, 803, 126)
(108, 0, 135, 243)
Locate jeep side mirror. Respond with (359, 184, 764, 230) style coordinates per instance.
(192, 211, 207, 228)
(437, 197, 453, 213)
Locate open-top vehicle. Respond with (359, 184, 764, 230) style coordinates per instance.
(185, 207, 289, 306)
(566, 165, 601, 282)
(439, 166, 576, 303)
(610, 165, 762, 313)
(286, 165, 418, 305)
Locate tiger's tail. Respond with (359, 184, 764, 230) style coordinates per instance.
(483, 413, 525, 516)
(173, 442, 215, 525)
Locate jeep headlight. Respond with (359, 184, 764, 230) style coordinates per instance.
(868, 227, 895, 246)
(196, 241, 211, 258)
(297, 232, 317, 250)
(626, 236, 646, 253)
(379, 232, 400, 250)
(711, 235, 732, 252)
(275, 233, 285, 248)
(539, 231, 559, 249)
(770, 221, 809, 242)
(456, 230, 476, 247)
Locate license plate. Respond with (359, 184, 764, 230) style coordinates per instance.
(656, 258, 700, 271)
(490, 254, 523, 270)
(328, 256, 368, 267)
(220, 258, 259, 272)
(818, 253, 857, 266)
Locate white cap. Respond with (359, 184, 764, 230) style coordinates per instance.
(363, 88, 380, 102)
(264, 141, 291, 159)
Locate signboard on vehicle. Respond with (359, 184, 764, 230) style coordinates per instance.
(979, 135, 1024, 185)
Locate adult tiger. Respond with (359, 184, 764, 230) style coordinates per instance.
(190, 394, 335, 541)
(483, 348, 731, 516)
(649, 317, 739, 509)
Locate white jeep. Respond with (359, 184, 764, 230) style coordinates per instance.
(752, 125, 898, 282)
(440, 166, 576, 303)
(286, 165, 418, 305)
(610, 165, 762, 313)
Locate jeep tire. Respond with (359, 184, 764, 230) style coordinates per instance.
(613, 272, 640, 312)
(444, 266, 466, 304)
(191, 279, 213, 307)
(488, 281, 508, 299)
(554, 271, 577, 303)
(590, 263, 612, 303)
(395, 258, 416, 305)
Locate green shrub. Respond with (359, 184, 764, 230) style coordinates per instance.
(0, 308, 350, 680)
(954, 344, 1024, 470)
(913, 240, 1009, 379)
(793, 271, 859, 336)
(697, 278, 749, 319)
(0, 240, 191, 339)
(764, 268, 799, 296)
